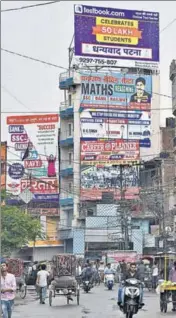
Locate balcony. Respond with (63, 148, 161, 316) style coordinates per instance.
(60, 193, 74, 207)
(60, 162, 73, 177)
(59, 71, 80, 90)
(60, 101, 73, 119)
(60, 130, 74, 147)
(57, 220, 73, 239)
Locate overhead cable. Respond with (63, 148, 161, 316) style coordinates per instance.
(1, 48, 67, 70)
(1, 1, 60, 12)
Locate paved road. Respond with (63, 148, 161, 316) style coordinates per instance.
(13, 285, 175, 318)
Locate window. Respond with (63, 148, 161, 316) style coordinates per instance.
(68, 123, 72, 136)
(68, 152, 72, 165)
(68, 94, 72, 107)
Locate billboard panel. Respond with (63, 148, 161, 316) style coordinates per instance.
(1, 142, 7, 189)
(81, 139, 140, 165)
(74, 5, 159, 69)
(81, 164, 139, 201)
(80, 109, 151, 141)
(6, 114, 59, 206)
(80, 72, 152, 111)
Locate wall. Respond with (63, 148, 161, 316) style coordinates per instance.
(132, 219, 149, 234)
(73, 82, 81, 223)
(33, 246, 64, 261)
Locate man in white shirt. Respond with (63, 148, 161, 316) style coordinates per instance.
(152, 262, 159, 290)
(36, 264, 49, 304)
(1, 260, 16, 318)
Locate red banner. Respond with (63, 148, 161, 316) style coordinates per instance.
(20, 178, 58, 194)
(81, 188, 139, 201)
(81, 139, 140, 165)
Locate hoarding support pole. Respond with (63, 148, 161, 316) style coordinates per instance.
(120, 165, 129, 251)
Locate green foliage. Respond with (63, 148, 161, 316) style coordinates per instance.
(1, 204, 45, 256)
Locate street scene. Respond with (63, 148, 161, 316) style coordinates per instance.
(1, 1, 176, 318)
(13, 286, 173, 318)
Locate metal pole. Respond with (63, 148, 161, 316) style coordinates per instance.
(120, 165, 129, 250)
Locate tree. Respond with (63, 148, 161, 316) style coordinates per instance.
(1, 204, 45, 256)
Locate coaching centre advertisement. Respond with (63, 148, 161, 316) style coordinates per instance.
(6, 114, 59, 206)
(74, 4, 159, 69)
(80, 163, 139, 201)
(80, 72, 152, 148)
(80, 139, 140, 201)
(80, 109, 151, 141)
(80, 72, 152, 110)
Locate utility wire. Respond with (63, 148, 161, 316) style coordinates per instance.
(1, 85, 33, 113)
(1, 48, 67, 70)
(160, 18, 176, 33)
(1, 1, 60, 12)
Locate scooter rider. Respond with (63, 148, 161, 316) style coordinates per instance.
(104, 263, 115, 275)
(117, 262, 144, 308)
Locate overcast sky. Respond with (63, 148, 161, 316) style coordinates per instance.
(1, 1, 176, 141)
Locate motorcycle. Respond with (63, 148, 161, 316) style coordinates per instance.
(120, 278, 143, 318)
(104, 274, 114, 290)
(83, 280, 92, 293)
(144, 274, 152, 291)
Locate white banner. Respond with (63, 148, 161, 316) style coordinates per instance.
(6, 114, 59, 202)
(80, 109, 151, 140)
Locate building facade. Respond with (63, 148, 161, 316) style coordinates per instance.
(59, 69, 161, 255)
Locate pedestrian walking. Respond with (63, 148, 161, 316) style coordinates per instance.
(36, 264, 49, 304)
(137, 259, 145, 282)
(1, 260, 16, 318)
(152, 261, 158, 290)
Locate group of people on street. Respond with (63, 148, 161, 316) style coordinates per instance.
(1, 257, 176, 316)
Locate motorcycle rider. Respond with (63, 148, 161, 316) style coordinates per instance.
(81, 263, 93, 283)
(117, 262, 144, 308)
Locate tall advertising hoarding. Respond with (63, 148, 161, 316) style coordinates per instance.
(74, 5, 159, 70)
(79, 71, 150, 201)
(6, 114, 59, 213)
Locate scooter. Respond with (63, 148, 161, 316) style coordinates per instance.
(104, 274, 114, 290)
(120, 278, 144, 318)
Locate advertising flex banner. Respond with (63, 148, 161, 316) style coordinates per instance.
(74, 4, 159, 70)
(81, 164, 139, 201)
(81, 139, 140, 165)
(80, 72, 152, 110)
(6, 114, 59, 206)
(80, 72, 152, 148)
(80, 109, 151, 141)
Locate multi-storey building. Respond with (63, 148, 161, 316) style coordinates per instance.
(59, 68, 161, 256)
